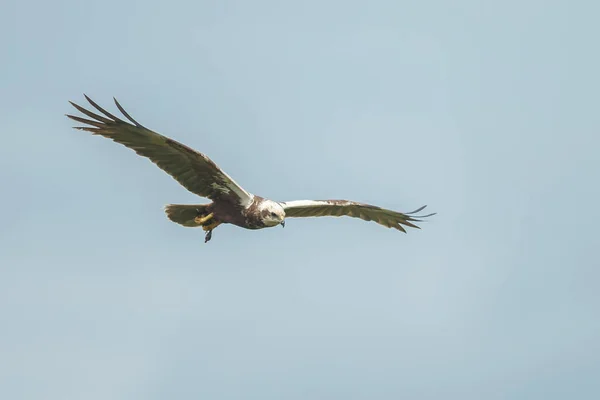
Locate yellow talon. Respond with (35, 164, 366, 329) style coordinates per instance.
(202, 221, 222, 231)
(194, 212, 214, 225)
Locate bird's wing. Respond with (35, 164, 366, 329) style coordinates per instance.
(280, 200, 435, 232)
(66, 95, 254, 208)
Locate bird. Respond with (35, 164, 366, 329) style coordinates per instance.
(66, 95, 436, 243)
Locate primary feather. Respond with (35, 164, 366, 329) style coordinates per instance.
(67, 95, 254, 208)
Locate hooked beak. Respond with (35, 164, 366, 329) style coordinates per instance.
(281, 220, 285, 228)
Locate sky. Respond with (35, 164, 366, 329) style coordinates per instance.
(1, 0, 599, 398)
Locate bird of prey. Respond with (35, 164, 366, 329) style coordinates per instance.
(66, 95, 435, 243)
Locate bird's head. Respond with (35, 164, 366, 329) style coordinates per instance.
(261, 200, 286, 228)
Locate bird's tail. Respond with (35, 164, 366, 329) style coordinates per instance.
(164, 204, 212, 227)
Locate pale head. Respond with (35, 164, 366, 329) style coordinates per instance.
(259, 200, 286, 227)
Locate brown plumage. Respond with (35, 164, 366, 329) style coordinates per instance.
(281, 201, 432, 233)
(67, 95, 435, 242)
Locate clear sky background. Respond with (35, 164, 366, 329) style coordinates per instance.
(1, 0, 599, 399)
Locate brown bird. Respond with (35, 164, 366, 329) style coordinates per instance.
(67, 95, 435, 243)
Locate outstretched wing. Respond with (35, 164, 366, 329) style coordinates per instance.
(66, 95, 254, 208)
(281, 200, 435, 232)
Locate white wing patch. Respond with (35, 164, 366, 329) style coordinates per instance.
(210, 171, 254, 208)
(282, 200, 337, 209)
(212, 171, 254, 208)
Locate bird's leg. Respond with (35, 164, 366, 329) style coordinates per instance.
(194, 212, 214, 225)
(201, 221, 221, 243)
(202, 221, 222, 231)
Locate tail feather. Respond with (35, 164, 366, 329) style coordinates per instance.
(164, 204, 211, 227)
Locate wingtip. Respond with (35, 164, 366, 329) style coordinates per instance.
(65, 114, 78, 125)
(394, 224, 407, 233)
(113, 96, 123, 109)
(83, 94, 95, 107)
(113, 96, 122, 110)
(420, 212, 437, 218)
(406, 205, 428, 215)
(82, 94, 93, 105)
(112, 96, 144, 128)
(406, 205, 437, 219)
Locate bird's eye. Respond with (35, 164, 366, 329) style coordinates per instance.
(271, 212, 277, 217)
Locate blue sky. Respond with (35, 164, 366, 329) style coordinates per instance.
(1, 0, 599, 399)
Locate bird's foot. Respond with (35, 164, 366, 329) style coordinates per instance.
(194, 212, 214, 225)
(201, 221, 222, 231)
(201, 221, 221, 243)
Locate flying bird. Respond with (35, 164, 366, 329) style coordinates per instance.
(66, 95, 435, 243)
